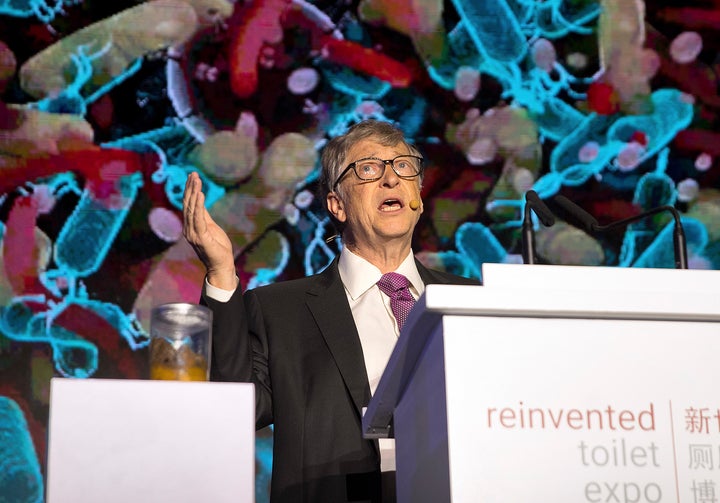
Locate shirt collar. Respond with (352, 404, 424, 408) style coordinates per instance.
(338, 246, 424, 300)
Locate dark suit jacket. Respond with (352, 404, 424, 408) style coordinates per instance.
(204, 257, 478, 503)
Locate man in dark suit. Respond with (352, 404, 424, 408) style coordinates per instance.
(183, 120, 478, 502)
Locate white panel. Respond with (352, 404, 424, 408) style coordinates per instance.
(442, 315, 720, 502)
(46, 378, 255, 503)
(421, 283, 719, 322)
(482, 262, 720, 295)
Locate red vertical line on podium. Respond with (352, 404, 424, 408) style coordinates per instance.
(669, 400, 680, 502)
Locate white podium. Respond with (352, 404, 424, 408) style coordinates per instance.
(46, 378, 255, 503)
(363, 264, 720, 502)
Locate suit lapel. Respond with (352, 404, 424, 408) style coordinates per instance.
(303, 259, 458, 437)
(306, 259, 458, 453)
(305, 260, 371, 418)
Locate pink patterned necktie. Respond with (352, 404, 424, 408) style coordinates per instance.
(377, 272, 416, 331)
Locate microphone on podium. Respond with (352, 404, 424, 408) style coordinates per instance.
(522, 190, 555, 265)
(552, 195, 689, 269)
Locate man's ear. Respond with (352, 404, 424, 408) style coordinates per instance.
(326, 192, 347, 223)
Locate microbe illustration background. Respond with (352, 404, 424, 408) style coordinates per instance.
(1, 0, 719, 501)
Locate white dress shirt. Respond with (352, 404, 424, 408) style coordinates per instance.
(204, 247, 424, 472)
(337, 247, 423, 472)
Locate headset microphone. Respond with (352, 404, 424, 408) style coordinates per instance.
(409, 200, 421, 210)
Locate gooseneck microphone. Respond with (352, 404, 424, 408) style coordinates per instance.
(522, 190, 556, 265)
(553, 195, 688, 269)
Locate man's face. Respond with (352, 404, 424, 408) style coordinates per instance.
(327, 138, 423, 249)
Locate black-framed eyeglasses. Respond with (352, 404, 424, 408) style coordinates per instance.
(332, 155, 424, 190)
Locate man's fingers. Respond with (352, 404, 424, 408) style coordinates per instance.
(192, 189, 207, 234)
(182, 172, 207, 241)
(182, 172, 194, 211)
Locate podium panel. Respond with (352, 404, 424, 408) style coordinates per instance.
(442, 314, 720, 501)
(363, 266, 720, 503)
(46, 378, 255, 503)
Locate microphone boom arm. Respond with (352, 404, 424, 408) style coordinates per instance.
(553, 195, 688, 269)
(522, 190, 555, 265)
(592, 206, 688, 270)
